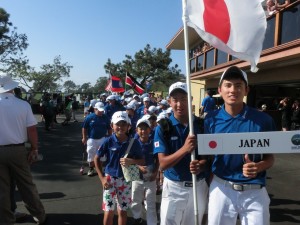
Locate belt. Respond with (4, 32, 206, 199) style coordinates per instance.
(0, 143, 24, 148)
(172, 178, 205, 188)
(214, 175, 262, 192)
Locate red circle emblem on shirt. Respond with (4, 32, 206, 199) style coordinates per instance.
(209, 141, 217, 149)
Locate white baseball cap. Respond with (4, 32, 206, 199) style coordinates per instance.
(125, 97, 133, 103)
(94, 102, 105, 111)
(166, 107, 173, 114)
(159, 99, 168, 106)
(106, 95, 116, 101)
(169, 82, 187, 95)
(143, 97, 150, 102)
(111, 111, 131, 124)
(0, 75, 19, 93)
(148, 105, 157, 114)
(156, 113, 167, 122)
(89, 99, 98, 107)
(125, 103, 136, 111)
(219, 66, 248, 86)
(136, 118, 151, 128)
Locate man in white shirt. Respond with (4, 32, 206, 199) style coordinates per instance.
(0, 75, 46, 225)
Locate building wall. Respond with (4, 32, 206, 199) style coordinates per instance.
(191, 80, 205, 116)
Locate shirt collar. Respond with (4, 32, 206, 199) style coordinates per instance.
(219, 104, 248, 121)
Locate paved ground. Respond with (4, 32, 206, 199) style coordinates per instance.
(15, 111, 300, 225)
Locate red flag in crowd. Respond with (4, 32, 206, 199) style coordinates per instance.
(125, 73, 145, 94)
(185, 0, 267, 72)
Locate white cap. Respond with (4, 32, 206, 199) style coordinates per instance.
(106, 95, 116, 101)
(90, 99, 98, 107)
(156, 113, 167, 122)
(166, 107, 173, 114)
(141, 93, 149, 99)
(148, 105, 157, 114)
(143, 97, 150, 102)
(125, 97, 133, 103)
(136, 118, 151, 127)
(125, 103, 136, 111)
(219, 66, 248, 85)
(159, 99, 168, 106)
(169, 82, 187, 95)
(100, 93, 107, 97)
(94, 102, 105, 111)
(0, 75, 19, 93)
(142, 114, 151, 120)
(111, 111, 131, 124)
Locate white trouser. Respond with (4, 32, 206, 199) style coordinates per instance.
(131, 180, 157, 225)
(208, 177, 270, 225)
(86, 137, 105, 162)
(160, 177, 208, 225)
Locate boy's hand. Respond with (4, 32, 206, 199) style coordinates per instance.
(101, 176, 112, 190)
(183, 134, 197, 153)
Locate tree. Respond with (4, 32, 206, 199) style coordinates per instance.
(11, 55, 72, 92)
(104, 44, 184, 92)
(93, 76, 109, 93)
(0, 8, 28, 73)
(63, 80, 77, 93)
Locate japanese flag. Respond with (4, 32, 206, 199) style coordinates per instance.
(185, 0, 267, 72)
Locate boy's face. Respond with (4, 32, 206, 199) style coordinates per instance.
(136, 124, 151, 140)
(218, 78, 248, 106)
(94, 109, 104, 116)
(169, 91, 188, 118)
(111, 120, 130, 136)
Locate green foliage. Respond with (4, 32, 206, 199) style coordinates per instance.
(63, 80, 77, 93)
(93, 77, 109, 93)
(0, 8, 28, 72)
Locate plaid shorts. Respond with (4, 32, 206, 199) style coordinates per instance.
(102, 175, 132, 211)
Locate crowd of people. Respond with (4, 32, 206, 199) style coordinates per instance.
(78, 65, 278, 225)
(1, 65, 293, 225)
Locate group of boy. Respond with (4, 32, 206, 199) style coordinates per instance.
(82, 65, 276, 225)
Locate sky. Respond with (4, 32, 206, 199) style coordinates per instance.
(1, 0, 186, 87)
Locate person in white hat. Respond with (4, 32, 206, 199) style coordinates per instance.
(94, 111, 144, 225)
(153, 81, 209, 225)
(136, 96, 151, 119)
(157, 99, 169, 114)
(131, 118, 159, 225)
(0, 75, 46, 224)
(205, 66, 276, 225)
(82, 102, 112, 176)
(147, 105, 158, 116)
(104, 95, 125, 120)
(125, 103, 139, 137)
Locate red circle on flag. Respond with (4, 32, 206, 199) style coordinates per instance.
(209, 141, 217, 149)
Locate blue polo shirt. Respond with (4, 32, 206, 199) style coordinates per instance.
(154, 114, 205, 181)
(138, 139, 156, 170)
(205, 104, 277, 186)
(96, 134, 143, 178)
(201, 96, 216, 112)
(105, 104, 125, 120)
(82, 113, 111, 139)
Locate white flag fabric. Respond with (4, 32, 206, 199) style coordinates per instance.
(185, 0, 267, 72)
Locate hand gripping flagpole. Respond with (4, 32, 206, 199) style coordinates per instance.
(182, 1, 199, 224)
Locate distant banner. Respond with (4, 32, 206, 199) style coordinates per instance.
(197, 131, 300, 155)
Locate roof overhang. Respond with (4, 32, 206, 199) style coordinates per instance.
(166, 27, 204, 50)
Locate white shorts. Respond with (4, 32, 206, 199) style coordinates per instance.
(86, 138, 105, 162)
(208, 176, 270, 225)
(160, 177, 208, 225)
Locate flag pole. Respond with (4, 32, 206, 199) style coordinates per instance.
(182, 0, 199, 225)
